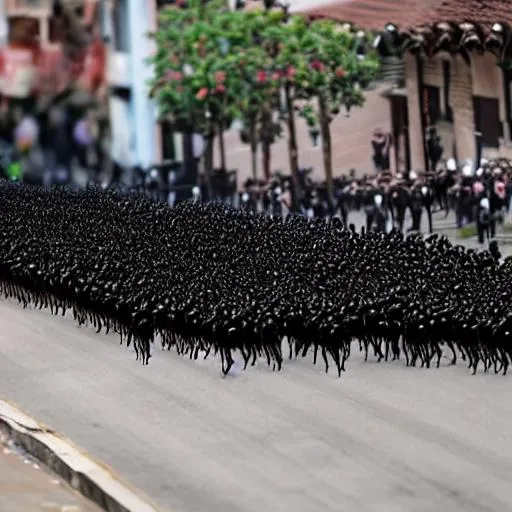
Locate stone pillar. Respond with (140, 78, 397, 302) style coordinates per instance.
(450, 54, 475, 162)
(404, 53, 425, 171)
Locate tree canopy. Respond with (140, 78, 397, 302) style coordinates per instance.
(149, 1, 380, 195)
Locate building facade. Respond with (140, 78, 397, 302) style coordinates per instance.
(304, 0, 512, 173)
(404, 33, 512, 172)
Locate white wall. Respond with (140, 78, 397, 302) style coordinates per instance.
(0, 0, 7, 46)
(127, 0, 156, 167)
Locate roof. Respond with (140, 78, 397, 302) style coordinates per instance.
(298, 0, 512, 31)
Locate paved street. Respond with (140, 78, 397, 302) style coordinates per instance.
(0, 439, 101, 512)
(1, 296, 512, 512)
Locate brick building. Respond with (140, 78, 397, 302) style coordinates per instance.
(303, 0, 512, 172)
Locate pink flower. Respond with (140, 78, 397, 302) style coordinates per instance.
(256, 70, 267, 83)
(310, 60, 325, 72)
(215, 71, 226, 83)
(196, 87, 209, 100)
(286, 66, 296, 79)
(271, 71, 281, 81)
(335, 67, 346, 78)
(215, 84, 226, 94)
(166, 70, 183, 81)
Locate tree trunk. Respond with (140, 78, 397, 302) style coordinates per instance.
(261, 107, 272, 182)
(285, 84, 300, 212)
(182, 130, 198, 185)
(204, 131, 214, 199)
(249, 120, 258, 181)
(318, 94, 334, 210)
(262, 142, 271, 182)
(218, 123, 226, 171)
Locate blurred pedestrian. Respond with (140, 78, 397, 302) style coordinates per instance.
(14, 107, 44, 185)
(477, 197, 491, 245)
(426, 126, 443, 171)
(371, 127, 391, 173)
(73, 110, 98, 182)
(46, 105, 73, 185)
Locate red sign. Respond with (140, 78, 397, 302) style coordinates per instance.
(0, 45, 39, 98)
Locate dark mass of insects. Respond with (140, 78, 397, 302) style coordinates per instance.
(0, 182, 511, 377)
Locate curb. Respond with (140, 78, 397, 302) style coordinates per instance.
(0, 399, 163, 512)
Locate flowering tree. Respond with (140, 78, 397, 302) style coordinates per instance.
(229, 45, 283, 180)
(272, 16, 380, 205)
(149, 1, 283, 182)
(150, 2, 379, 200)
(150, 0, 233, 189)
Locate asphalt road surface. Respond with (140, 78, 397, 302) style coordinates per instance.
(1, 300, 512, 512)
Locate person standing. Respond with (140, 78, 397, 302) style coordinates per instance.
(371, 128, 391, 173)
(426, 126, 443, 172)
(407, 173, 424, 232)
(13, 106, 44, 185)
(477, 197, 491, 245)
(0, 97, 12, 144)
(490, 169, 506, 237)
(73, 110, 98, 183)
(46, 105, 73, 185)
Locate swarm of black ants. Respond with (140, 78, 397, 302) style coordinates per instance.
(0, 182, 511, 377)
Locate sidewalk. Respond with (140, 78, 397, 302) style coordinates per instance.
(0, 441, 101, 512)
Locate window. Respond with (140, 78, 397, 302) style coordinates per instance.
(473, 96, 502, 148)
(442, 60, 453, 123)
(8, 16, 40, 44)
(423, 85, 441, 126)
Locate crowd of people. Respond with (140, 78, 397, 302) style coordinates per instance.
(0, 182, 509, 376)
(2, 99, 512, 246)
(0, 97, 107, 187)
(237, 157, 512, 244)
